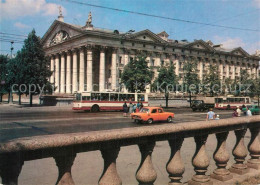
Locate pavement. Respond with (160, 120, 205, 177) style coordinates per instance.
(0, 104, 258, 185)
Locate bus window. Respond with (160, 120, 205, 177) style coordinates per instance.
(110, 93, 119, 101)
(138, 94, 145, 102)
(119, 94, 127, 101)
(75, 93, 81, 101)
(82, 96, 91, 101)
(215, 98, 223, 103)
(128, 94, 134, 101)
(91, 93, 100, 101)
(101, 93, 109, 101)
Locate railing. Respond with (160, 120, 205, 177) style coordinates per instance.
(0, 116, 259, 185)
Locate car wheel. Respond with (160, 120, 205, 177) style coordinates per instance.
(147, 118, 153, 124)
(167, 116, 173, 123)
(91, 104, 99, 112)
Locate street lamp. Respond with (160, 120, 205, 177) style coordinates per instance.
(10, 41, 14, 59)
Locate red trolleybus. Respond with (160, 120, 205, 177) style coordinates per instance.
(214, 96, 251, 110)
(72, 91, 148, 112)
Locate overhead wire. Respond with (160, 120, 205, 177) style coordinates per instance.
(60, 0, 260, 32)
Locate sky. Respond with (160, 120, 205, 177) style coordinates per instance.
(0, 0, 260, 56)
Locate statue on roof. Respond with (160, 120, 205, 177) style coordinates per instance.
(59, 6, 62, 16)
(87, 12, 92, 25)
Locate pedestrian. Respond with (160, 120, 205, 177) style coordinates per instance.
(242, 104, 247, 115)
(206, 108, 216, 121)
(246, 108, 252, 116)
(232, 109, 238, 117)
(123, 102, 128, 117)
(140, 102, 143, 110)
(215, 115, 220, 120)
(137, 101, 140, 109)
(236, 106, 241, 117)
(133, 104, 136, 113)
(129, 102, 133, 114)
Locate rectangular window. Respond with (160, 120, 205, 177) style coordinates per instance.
(130, 57, 133, 62)
(119, 56, 122, 64)
(151, 59, 155, 66)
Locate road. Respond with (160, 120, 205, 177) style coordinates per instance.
(0, 105, 235, 142)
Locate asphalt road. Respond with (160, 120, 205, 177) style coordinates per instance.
(0, 105, 235, 143)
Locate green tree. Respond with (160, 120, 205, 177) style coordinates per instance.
(152, 64, 178, 107)
(121, 56, 153, 93)
(202, 65, 221, 96)
(223, 77, 234, 95)
(183, 58, 200, 107)
(18, 29, 52, 106)
(251, 77, 260, 106)
(0, 55, 9, 102)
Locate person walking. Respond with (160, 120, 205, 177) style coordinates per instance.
(206, 108, 216, 121)
(123, 102, 128, 117)
(236, 106, 241, 117)
(129, 102, 133, 114)
(133, 104, 136, 113)
(246, 108, 252, 116)
(232, 109, 238, 117)
(140, 102, 143, 110)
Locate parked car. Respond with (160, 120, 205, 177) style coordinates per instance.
(131, 107, 174, 124)
(242, 105, 260, 115)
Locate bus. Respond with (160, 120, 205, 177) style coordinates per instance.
(214, 96, 251, 110)
(72, 91, 149, 112)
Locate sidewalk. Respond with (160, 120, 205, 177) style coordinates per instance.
(8, 130, 258, 185)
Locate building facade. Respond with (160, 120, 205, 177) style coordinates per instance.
(41, 13, 260, 94)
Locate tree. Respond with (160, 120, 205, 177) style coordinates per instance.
(152, 64, 178, 107)
(251, 77, 260, 106)
(182, 58, 200, 107)
(202, 65, 221, 96)
(121, 56, 153, 93)
(0, 55, 9, 102)
(17, 29, 52, 106)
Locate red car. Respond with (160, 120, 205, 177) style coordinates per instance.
(131, 107, 174, 124)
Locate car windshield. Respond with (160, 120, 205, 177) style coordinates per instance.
(140, 108, 149, 113)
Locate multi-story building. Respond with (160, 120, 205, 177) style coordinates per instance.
(41, 13, 260, 94)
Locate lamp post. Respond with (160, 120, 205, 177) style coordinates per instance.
(10, 41, 14, 59)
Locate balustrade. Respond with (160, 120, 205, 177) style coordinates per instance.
(0, 116, 259, 185)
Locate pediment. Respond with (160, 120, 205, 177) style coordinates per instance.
(185, 40, 214, 51)
(128, 29, 167, 43)
(230, 47, 249, 57)
(41, 20, 84, 48)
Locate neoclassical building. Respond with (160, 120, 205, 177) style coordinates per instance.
(41, 13, 260, 94)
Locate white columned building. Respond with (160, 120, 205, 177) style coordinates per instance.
(42, 12, 260, 95)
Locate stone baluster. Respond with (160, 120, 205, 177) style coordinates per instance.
(136, 141, 157, 185)
(99, 147, 122, 185)
(211, 132, 232, 181)
(188, 135, 212, 185)
(166, 137, 185, 185)
(229, 129, 249, 174)
(0, 154, 24, 185)
(54, 153, 76, 185)
(247, 127, 260, 170)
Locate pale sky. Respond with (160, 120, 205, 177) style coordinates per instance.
(0, 0, 260, 56)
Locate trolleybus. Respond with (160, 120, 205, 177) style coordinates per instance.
(72, 91, 148, 112)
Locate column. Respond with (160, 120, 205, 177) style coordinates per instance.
(72, 49, 78, 93)
(50, 56, 55, 84)
(219, 61, 223, 80)
(99, 47, 106, 92)
(256, 68, 259, 78)
(226, 62, 229, 78)
(111, 48, 117, 91)
(175, 59, 179, 76)
(60, 52, 65, 93)
(199, 60, 203, 80)
(124, 49, 129, 66)
(66, 51, 72, 94)
(79, 47, 85, 92)
(87, 45, 93, 92)
(232, 64, 235, 80)
(55, 54, 60, 93)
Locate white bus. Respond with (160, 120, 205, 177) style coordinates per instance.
(215, 96, 251, 110)
(72, 91, 149, 112)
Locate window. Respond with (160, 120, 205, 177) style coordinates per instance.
(119, 70, 122, 78)
(151, 59, 155, 66)
(154, 46, 156, 49)
(158, 109, 163, 113)
(132, 43, 135, 46)
(151, 109, 157, 113)
(143, 44, 146, 48)
(161, 60, 164, 66)
(172, 48, 175, 52)
(143, 36, 146, 39)
(108, 70, 111, 76)
(130, 57, 134, 62)
(119, 56, 122, 64)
